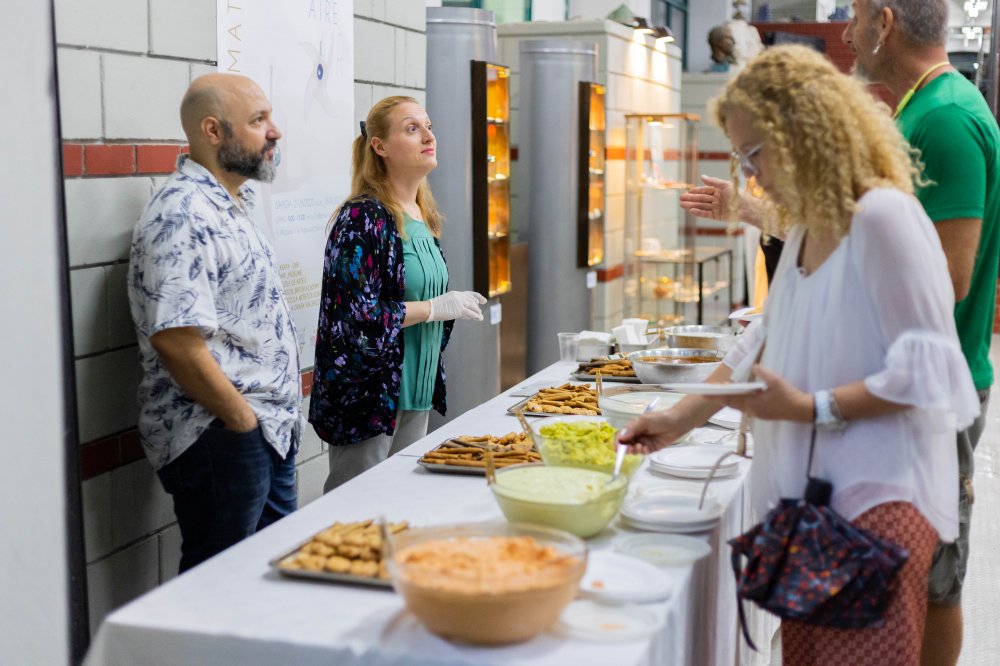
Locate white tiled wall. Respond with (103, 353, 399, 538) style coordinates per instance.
(65, 177, 155, 266)
(86, 537, 160, 636)
(149, 0, 217, 60)
(58, 3, 431, 635)
(54, 0, 148, 53)
(74, 348, 143, 443)
(103, 54, 190, 140)
(55, 49, 103, 139)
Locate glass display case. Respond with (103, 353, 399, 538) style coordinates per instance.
(623, 113, 733, 325)
(577, 81, 606, 267)
(472, 61, 512, 297)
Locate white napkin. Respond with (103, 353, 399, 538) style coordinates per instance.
(578, 330, 612, 344)
(612, 325, 642, 345)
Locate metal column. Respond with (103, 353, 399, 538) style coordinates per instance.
(425, 7, 502, 425)
(519, 40, 597, 373)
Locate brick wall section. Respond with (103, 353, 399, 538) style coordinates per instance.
(751, 21, 897, 108)
(62, 143, 187, 177)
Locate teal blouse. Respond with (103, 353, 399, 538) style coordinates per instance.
(400, 214, 448, 410)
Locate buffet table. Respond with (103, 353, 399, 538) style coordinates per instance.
(85, 361, 772, 666)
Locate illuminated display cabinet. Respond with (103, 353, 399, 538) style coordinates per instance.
(577, 81, 606, 267)
(472, 61, 512, 297)
(624, 113, 732, 325)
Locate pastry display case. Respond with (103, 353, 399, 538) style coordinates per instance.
(623, 113, 733, 325)
(472, 60, 512, 297)
(577, 81, 606, 267)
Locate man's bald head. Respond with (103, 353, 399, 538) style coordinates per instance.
(180, 73, 265, 145)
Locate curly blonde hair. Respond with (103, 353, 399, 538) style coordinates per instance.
(711, 45, 923, 239)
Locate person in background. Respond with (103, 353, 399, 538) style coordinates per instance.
(707, 25, 737, 72)
(843, 2, 1000, 663)
(309, 96, 486, 492)
(619, 46, 979, 664)
(127, 73, 301, 573)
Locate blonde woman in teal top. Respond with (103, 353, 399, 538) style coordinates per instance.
(310, 96, 487, 492)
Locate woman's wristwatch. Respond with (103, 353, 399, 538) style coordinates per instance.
(814, 389, 846, 431)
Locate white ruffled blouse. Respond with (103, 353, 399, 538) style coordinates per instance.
(724, 188, 979, 541)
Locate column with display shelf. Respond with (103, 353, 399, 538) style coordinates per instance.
(624, 113, 732, 325)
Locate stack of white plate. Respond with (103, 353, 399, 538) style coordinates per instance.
(707, 406, 742, 430)
(647, 444, 740, 480)
(619, 492, 725, 534)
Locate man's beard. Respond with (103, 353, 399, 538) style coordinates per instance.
(850, 58, 875, 84)
(218, 121, 277, 183)
(850, 26, 882, 85)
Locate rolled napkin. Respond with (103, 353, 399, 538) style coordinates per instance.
(612, 325, 643, 345)
(622, 318, 649, 338)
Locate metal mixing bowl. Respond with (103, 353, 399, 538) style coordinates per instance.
(659, 325, 738, 352)
(626, 347, 725, 384)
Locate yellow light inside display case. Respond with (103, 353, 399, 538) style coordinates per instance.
(578, 81, 606, 268)
(474, 61, 512, 298)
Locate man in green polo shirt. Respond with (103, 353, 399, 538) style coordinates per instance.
(845, 1, 1000, 664)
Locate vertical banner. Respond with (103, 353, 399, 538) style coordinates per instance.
(218, 0, 354, 368)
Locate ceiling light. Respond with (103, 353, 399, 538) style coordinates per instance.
(654, 25, 675, 46)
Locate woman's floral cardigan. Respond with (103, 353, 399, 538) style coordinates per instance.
(308, 197, 453, 445)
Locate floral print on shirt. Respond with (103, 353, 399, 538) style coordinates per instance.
(308, 197, 452, 445)
(128, 155, 302, 469)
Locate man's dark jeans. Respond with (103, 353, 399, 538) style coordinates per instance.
(157, 421, 297, 573)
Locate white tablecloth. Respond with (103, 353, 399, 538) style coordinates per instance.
(86, 362, 771, 666)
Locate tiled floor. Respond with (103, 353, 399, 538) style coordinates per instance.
(957, 336, 1000, 665)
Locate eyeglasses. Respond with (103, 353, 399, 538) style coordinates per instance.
(732, 142, 765, 178)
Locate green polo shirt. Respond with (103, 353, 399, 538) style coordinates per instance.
(897, 71, 1000, 390)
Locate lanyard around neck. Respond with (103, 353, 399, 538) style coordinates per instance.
(893, 61, 950, 119)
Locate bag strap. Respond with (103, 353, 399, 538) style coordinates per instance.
(731, 545, 759, 652)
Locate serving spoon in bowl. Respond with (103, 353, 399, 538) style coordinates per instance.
(609, 396, 661, 485)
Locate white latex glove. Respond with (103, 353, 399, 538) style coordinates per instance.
(427, 291, 487, 322)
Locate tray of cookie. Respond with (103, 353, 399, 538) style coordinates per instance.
(417, 432, 541, 474)
(506, 383, 601, 417)
(270, 518, 410, 587)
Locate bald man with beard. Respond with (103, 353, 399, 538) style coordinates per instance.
(127, 74, 303, 573)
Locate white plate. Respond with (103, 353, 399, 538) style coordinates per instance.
(649, 462, 740, 480)
(729, 306, 763, 321)
(649, 444, 740, 470)
(685, 428, 738, 446)
(707, 407, 743, 429)
(621, 494, 724, 526)
(659, 381, 766, 396)
(614, 533, 712, 567)
(633, 482, 717, 504)
(579, 551, 675, 604)
(554, 600, 660, 642)
(619, 513, 719, 534)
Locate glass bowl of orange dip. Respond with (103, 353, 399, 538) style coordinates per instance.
(388, 522, 587, 645)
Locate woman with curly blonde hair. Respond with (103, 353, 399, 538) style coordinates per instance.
(619, 45, 979, 663)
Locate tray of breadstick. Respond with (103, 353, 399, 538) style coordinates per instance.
(507, 383, 601, 416)
(270, 518, 410, 587)
(417, 432, 541, 475)
(571, 357, 639, 383)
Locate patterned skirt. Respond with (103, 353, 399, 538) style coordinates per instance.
(781, 501, 938, 666)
